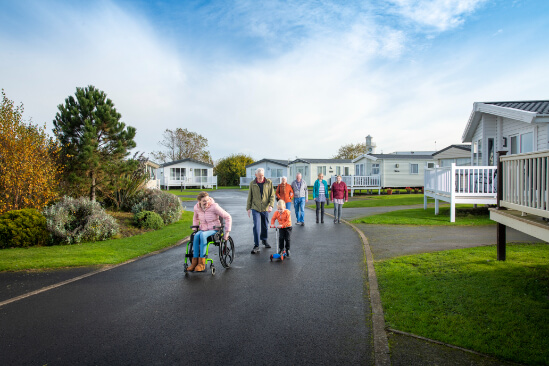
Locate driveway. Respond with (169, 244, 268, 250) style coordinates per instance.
(0, 190, 373, 365)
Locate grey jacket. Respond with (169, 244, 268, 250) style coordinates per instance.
(291, 179, 308, 198)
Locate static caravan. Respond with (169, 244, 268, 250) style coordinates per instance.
(353, 153, 435, 188)
(432, 145, 471, 167)
(144, 160, 160, 189)
(288, 159, 354, 186)
(240, 159, 290, 187)
(158, 158, 216, 189)
(462, 100, 549, 164)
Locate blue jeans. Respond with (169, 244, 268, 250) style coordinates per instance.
(193, 230, 217, 258)
(251, 209, 269, 247)
(285, 201, 292, 210)
(294, 197, 306, 223)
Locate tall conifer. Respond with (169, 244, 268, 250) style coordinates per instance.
(53, 85, 136, 201)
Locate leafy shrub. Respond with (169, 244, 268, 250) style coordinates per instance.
(130, 189, 182, 225)
(134, 210, 164, 230)
(43, 196, 119, 244)
(0, 209, 50, 249)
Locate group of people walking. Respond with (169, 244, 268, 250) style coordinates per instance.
(186, 168, 349, 272)
(246, 168, 348, 255)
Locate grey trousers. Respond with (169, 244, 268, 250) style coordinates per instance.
(333, 203, 343, 221)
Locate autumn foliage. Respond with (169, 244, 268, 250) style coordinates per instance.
(0, 90, 62, 215)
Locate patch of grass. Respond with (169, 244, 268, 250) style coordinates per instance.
(108, 211, 152, 238)
(351, 206, 494, 226)
(306, 193, 432, 207)
(345, 194, 432, 208)
(0, 211, 194, 272)
(376, 243, 549, 365)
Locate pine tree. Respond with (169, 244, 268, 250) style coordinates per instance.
(53, 85, 136, 201)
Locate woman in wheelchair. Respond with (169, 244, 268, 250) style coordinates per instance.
(187, 191, 232, 272)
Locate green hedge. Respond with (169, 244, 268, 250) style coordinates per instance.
(0, 209, 50, 249)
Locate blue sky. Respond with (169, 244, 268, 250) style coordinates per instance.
(1, 0, 548, 162)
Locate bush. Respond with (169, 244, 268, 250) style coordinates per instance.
(131, 189, 182, 225)
(134, 210, 164, 230)
(43, 196, 120, 244)
(0, 209, 50, 249)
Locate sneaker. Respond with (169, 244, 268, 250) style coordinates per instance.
(262, 240, 271, 248)
(251, 246, 260, 254)
(338, 220, 342, 224)
(301, 222, 305, 226)
(286, 250, 291, 257)
(334, 219, 337, 223)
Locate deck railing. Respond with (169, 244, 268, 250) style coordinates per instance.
(424, 165, 498, 197)
(500, 150, 549, 219)
(424, 164, 497, 222)
(330, 175, 381, 187)
(164, 176, 218, 189)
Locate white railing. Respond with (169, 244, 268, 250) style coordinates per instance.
(331, 175, 381, 187)
(330, 175, 381, 196)
(424, 165, 497, 197)
(424, 163, 497, 222)
(164, 176, 218, 189)
(239, 176, 284, 187)
(500, 150, 549, 219)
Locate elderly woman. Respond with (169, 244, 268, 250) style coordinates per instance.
(313, 173, 330, 223)
(330, 175, 348, 224)
(276, 176, 294, 211)
(188, 191, 232, 272)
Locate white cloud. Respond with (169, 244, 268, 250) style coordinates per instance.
(386, 0, 488, 31)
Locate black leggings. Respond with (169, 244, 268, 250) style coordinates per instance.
(279, 227, 292, 251)
(316, 201, 325, 221)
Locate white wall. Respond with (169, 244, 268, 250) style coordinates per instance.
(246, 162, 288, 179)
(380, 159, 433, 187)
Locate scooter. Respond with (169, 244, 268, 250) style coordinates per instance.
(269, 225, 287, 262)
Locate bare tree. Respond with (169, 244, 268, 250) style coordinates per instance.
(151, 128, 212, 164)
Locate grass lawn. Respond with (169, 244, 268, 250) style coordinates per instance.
(376, 243, 549, 365)
(306, 193, 432, 208)
(0, 211, 194, 272)
(351, 206, 494, 226)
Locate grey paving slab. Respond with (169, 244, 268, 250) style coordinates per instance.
(0, 190, 373, 365)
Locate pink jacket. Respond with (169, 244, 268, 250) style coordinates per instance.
(193, 197, 232, 232)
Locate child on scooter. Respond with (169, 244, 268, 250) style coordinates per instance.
(270, 199, 293, 257)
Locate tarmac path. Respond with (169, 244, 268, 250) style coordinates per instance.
(0, 190, 373, 365)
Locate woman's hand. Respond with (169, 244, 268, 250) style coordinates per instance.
(225, 232, 230, 240)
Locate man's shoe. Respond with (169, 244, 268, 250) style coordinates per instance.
(334, 219, 337, 223)
(251, 246, 260, 254)
(262, 240, 271, 248)
(301, 222, 305, 226)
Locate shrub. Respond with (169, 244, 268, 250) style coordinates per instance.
(134, 210, 164, 230)
(43, 196, 120, 244)
(130, 189, 182, 225)
(0, 209, 50, 249)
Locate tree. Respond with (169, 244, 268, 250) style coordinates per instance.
(53, 85, 136, 201)
(101, 152, 150, 210)
(333, 142, 366, 159)
(0, 90, 62, 215)
(214, 154, 254, 186)
(151, 128, 212, 164)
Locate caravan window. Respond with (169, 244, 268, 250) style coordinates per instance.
(410, 164, 419, 174)
(520, 132, 533, 153)
(336, 166, 341, 175)
(372, 163, 380, 175)
(317, 166, 326, 175)
(170, 168, 186, 180)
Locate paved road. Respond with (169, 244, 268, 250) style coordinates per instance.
(0, 190, 373, 365)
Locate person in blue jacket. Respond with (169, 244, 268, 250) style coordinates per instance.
(313, 173, 330, 223)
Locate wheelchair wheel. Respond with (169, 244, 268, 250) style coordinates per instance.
(219, 237, 235, 268)
(184, 241, 194, 272)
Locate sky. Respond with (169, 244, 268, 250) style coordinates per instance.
(1, 0, 548, 163)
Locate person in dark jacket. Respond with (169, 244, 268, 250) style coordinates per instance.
(246, 168, 275, 254)
(330, 175, 348, 223)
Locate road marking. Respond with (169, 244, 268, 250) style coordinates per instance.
(0, 236, 190, 308)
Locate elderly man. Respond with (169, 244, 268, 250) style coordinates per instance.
(291, 173, 309, 226)
(247, 168, 275, 254)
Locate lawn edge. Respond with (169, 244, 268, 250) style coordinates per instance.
(0, 235, 190, 308)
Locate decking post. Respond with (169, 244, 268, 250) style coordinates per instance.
(450, 163, 456, 222)
(496, 151, 507, 261)
(497, 223, 506, 261)
(424, 194, 427, 210)
(435, 199, 439, 215)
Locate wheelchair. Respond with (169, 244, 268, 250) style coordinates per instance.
(184, 224, 235, 275)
